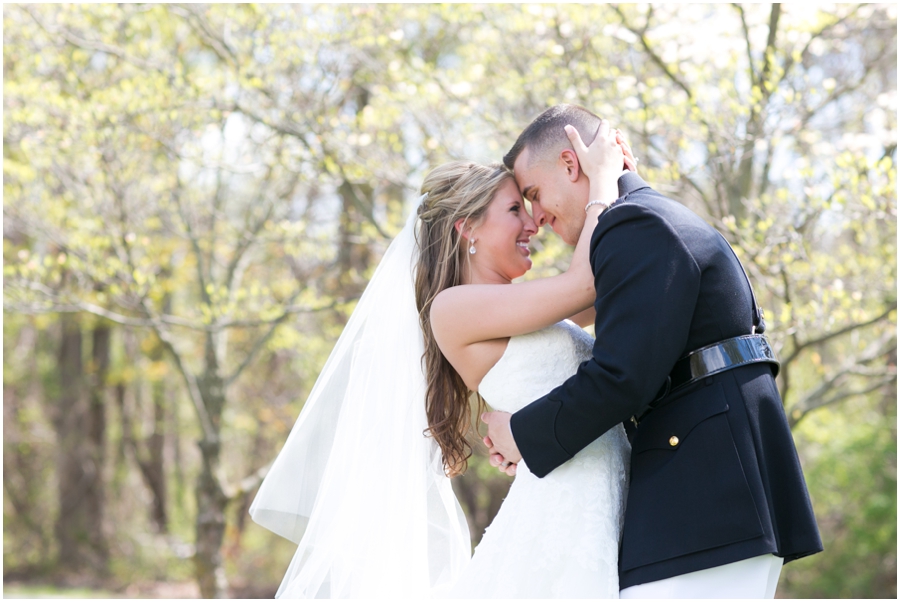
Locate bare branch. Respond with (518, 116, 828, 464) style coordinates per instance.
(2, 477, 48, 543)
(759, 3, 781, 92)
(10, 272, 219, 443)
(223, 300, 347, 330)
(233, 102, 319, 155)
(786, 331, 896, 427)
(732, 4, 757, 88)
(336, 176, 390, 240)
(789, 374, 896, 428)
(144, 308, 218, 443)
(777, 266, 798, 401)
(222, 170, 290, 293)
(6, 279, 341, 332)
(783, 304, 897, 367)
(207, 131, 229, 280)
(234, 98, 391, 239)
(611, 4, 694, 101)
(5, 297, 150, 328)
(170, 185, 213, 307)
(776, 6, 861, 90)
(169, 4, 239, 67)
(757, 131, 776, 198)
(224, 290, 306, 387)
(678, 171, 714, 216)
(22, 5, 169, 73)
(223, 461, 273, 502)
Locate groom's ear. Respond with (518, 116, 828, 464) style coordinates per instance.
(560, 149, 580, 182)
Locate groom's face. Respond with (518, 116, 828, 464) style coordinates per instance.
(512, 146, 588, 246)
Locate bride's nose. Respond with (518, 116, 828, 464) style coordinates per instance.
(523, 213, 538, 235)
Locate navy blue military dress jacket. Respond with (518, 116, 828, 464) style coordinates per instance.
(510, 172, 822, 588)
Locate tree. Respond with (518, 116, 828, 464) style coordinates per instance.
(4, 4, 357, 595)
(4, 4, 895, 597)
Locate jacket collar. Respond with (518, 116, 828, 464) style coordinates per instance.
(617, 171, 650, 201)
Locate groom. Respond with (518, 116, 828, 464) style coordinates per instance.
(482, 104, 822, 597)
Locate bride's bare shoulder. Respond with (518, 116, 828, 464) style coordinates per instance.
(430, 285, 509, 390)
(430, 282, 500, 343)
(430, 284, 477, 335)
(430, 284, 468, 344)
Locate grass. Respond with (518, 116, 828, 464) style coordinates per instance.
(3, 584, 114, 599)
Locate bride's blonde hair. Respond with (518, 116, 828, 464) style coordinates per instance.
(415, 161, 513, 477)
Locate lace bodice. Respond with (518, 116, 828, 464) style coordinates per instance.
(447, 320, 630, 598)
(479, 320, 595, 412)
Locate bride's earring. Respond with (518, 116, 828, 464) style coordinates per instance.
(469, 238, 476, 255)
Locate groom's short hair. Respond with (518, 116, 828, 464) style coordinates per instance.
(503, 104, 602, 170)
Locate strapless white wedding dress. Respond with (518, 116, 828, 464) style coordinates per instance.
(446, 321, 630, 599)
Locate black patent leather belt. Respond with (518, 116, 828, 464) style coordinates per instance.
(670, 334, 780, 390)
(633, 334, 780, 425)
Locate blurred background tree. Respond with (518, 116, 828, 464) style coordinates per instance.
(4, 3, 895, 598)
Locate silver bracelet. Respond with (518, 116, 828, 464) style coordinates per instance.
(585, 199, 613, 213)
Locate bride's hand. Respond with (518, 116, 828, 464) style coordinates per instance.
(564, 120, 624, 204)
(616, 130, 639, 173)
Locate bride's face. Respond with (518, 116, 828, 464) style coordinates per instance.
(466, 178, 538, 283)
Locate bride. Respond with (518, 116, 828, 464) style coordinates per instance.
(250, 121, 635, 598)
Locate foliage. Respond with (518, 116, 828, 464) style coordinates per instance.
(781, 391, 897, 597)
(3, 3, 896, 597)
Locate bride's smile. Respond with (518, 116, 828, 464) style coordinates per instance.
(463, 178, 538, 285)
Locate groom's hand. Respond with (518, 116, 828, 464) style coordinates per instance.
(481, 411, 522, 476)
(483, 434, 517, 476)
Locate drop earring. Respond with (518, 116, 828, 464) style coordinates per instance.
(469, 238, 476, 255)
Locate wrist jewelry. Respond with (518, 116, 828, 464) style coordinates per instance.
(585, 199, 613, 213)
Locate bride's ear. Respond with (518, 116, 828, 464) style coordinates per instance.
(454, 218, 471, 242)
(560, 149, 580, 182)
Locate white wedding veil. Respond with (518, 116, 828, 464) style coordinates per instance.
(249, 199, 471, 598)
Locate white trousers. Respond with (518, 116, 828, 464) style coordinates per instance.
(619, 554, 784, 599)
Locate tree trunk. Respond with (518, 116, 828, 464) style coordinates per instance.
(335, 179, 374, 300)
(195, 438, 228, 598)
(145, 333, 170, 533)
(332, 84, 375, 303)
(53, 314, 108, 575)
(729, 3, 782, 219)
(194, 335, 229, 598)
(86, 324, 110, 572)
(147, 377, 169, 532)
(117, 330, 170, 533)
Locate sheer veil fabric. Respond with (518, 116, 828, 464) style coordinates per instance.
(249, 202, 471, 597)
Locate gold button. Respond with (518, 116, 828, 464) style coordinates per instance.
(669, 436, 680, 447)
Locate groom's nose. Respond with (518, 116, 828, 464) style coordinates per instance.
(531, 203, 548, 227)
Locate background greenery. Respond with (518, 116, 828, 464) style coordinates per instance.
(3, 3, 896, 598)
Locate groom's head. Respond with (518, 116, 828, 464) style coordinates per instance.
(503, 104, 604, 245)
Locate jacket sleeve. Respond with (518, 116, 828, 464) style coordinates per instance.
(510, 202, 701, 478)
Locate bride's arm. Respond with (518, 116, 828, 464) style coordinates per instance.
(568, 307, 597, 328)
(565, 128, 638, 328)
(431, 123, 622, 346)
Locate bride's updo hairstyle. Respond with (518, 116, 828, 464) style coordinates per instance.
(415, 161, 514, 477)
